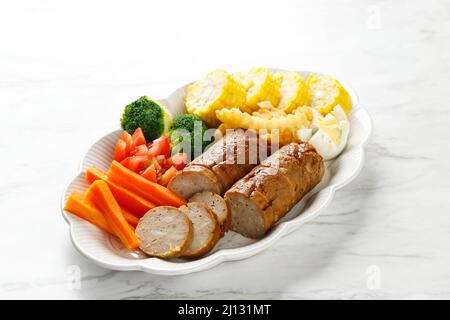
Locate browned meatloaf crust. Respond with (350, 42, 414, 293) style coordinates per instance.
(169, 130, 271, 199)
(225, 142, 324, 239)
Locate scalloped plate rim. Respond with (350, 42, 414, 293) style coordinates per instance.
(61, 70, 372, 275)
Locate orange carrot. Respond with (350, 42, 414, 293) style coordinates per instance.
(85, 167, 155, 217)
(107, 160, 186, 207)
(120, 207, 140, 228)
(85, 180, 140, 250)
(65, 192, 136, 231)
(64, 192, 115, 235)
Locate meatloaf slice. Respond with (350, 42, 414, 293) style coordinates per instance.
(168, 165, 223, 200)
(135, 206, 193, 258)
(189, 191, 231, 234)
(180, 202, 221, 258)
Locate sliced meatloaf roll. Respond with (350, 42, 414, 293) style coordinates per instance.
(168, 130, 270, 199)
(225, 142, 324, 239)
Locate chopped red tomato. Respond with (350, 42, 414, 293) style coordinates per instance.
(148, 135, 170, 158)
(113, 131, 134, 162)
(120, 131, 133, 155)
(129, 156, 149, 173)
(120, 155, 148, 173)
(154, 155, 169, 170)
(131, 144, 148, 156)
(112, 131, 180, 187)
(141, 164, 157, 182)
(159, 166, 179, 187)
(131, 128, 146, 147)
(168, 153, 187, 170)
(113, 139, 128, 162)
(148, 157, 163, 173)
(120, 156, 131, 168)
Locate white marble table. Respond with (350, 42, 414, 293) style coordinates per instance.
(1, 0, 449, 299)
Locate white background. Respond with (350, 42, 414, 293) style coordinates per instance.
(1, 0, 450, 299)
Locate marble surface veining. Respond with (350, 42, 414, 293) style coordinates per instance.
(0, 0, 449, 299)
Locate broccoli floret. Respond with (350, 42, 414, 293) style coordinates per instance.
(121, 96, 172, 141)
(169, 114, 212, 158)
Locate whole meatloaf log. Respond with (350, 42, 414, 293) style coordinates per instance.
(225, 142, 324, 239)
(168, 130, 270, 199)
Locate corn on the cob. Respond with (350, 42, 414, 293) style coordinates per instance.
(185, 69, 247, 127)
(307, 74, 352, 115)
(275, 72, 310, 113)
(234, 67, 280, 111)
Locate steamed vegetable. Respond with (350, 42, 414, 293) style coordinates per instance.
(168, 152, 187, 170)
(85, 167, 155, 216)
(307, 74, 352, 115)
(169, 114, 211, 158)
(275, 71, 310, 112)
(114, 131, 132, 162)
(85, 180, 140, 250)
(141, 164, 157, 182)
(120, 206, 140, 228)
(107, 160, 186, 207)
(121, 96, 172, 141)
(110, 127, 186, 185)
(185, 70, 247, 127)
(234, 67, 280, 110)
(64, 192, 138, 232)
(148, 135, 170, 158)
(131, 127, 146, 147)
(120, 155, 148, 173)
(64, 192, 114, 234)
(113, 139, 128, 162)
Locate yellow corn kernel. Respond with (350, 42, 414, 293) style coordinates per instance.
(185, 69, 247, 127)
(275, 72, 310, 113)
(307, 74, 352, 115)
(234, 67, 280, 111)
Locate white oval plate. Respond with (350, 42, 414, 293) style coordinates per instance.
(61, 70, 372, 275)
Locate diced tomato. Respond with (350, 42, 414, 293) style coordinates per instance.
(128, 156, 149, 173)
(148, 157, 162, 173)
(131, 144, 148, 156)
(169, 153, 187, 170)
(131, 128, 146, 147)
(120, 156, 131, 168)
(148, 135, 170, 158)
(155, 155, 165, 165)
(141, 164, 157, 182)
(165, 158, 173, 169)
(154, 155, 169, 170)
(120, 156, 148, 173)
(120, 131, 133, 155)
(113, 139, 128, 162)
(159, 166, 179, 187)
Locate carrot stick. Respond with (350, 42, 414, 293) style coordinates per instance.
(64, 192, 114, 235)
(85, 180, 140, 250)
(107, 160, 186, 207)
(64, 192, 136, 235)
(120, 206, 140, 228)
(86, 167, 155, 217)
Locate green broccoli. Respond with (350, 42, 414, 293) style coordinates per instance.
(120, 96, 172, 141)
(168, 114, 212, 159)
